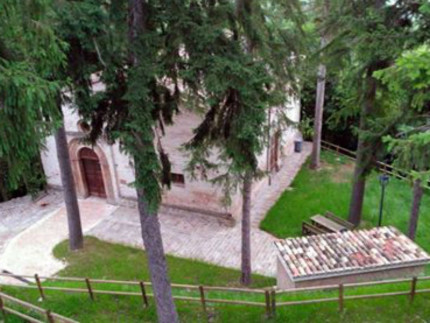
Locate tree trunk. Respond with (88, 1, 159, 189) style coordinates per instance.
(54, 112, 84, 251)
(136, 184, 179, 323)
(310, 58, 326, 169)
(241, 172, 252, 286)
(310, 0, 330, 169)
(235, 0, 254, 286)
(129, 1, 178, 322)
(348, 0, 389, 225)
(348, 117, 370, 226)
(0, 159, 8, 202)
(408, 179, 423, 241)
(348, 170, 366, 226)
(348, 65, 378, 226)
(0, 179, 7, 202)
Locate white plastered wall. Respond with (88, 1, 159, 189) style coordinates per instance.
(41, 84, 301, 219)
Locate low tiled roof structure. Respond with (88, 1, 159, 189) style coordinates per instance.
(275, 226, 430, 281)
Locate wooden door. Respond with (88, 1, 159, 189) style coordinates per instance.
(269, 131, 280, 172)
(79, 148, 106, 198)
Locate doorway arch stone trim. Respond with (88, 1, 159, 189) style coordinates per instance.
(68, 139, 116, 204)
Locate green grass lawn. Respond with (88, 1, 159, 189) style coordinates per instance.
(260, 151, 430, 253)
(3, 237, 430, 322)
(3, 152, 430, 322)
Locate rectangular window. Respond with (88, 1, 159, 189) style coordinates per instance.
(171, 173, 185, 186)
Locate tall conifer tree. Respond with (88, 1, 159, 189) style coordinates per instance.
(316, 0, 429, 225)
(0, 0, 65, 193)
(70, 1, 186, 321)
(377, 45, 430, 240)
(0, 0, 88, 250)
(186, 0, 304, 285)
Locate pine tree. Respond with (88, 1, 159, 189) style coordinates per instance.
(48, 0, 108, 250)
(377, 45, 430, 240)
(318, 0, 429, 225)
(236, 0, 256, 286)
(385, 132, 430, 240)
(68, 1, 186, 321)
(186, 0, 304, 285)
(128, 1, 178, 321)
(0, 1, 64, 199)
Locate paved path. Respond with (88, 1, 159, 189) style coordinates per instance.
(0, 143, 310, 282)
(0, 190, 63, 254)
(0, 198, 116, 284)
(90, 143, 312, 277)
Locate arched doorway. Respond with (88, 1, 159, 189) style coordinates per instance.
(79, 148, 107, 198)
(69, 139, 116, 203)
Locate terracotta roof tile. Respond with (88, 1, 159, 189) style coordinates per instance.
(275, 226, 430, 280)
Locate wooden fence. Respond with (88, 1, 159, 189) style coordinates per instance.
(275, 276, 427, 310)
(1, 272, 430, 321)
(320, 140, 424, 183)
(0, 289, 78, 323)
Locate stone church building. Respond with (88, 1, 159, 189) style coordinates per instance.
(41, 80, 301, 225)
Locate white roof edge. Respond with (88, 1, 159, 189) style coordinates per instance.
(290, 258, 430, 282)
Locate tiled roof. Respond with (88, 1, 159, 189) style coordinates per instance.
(275, 226, 430, 280)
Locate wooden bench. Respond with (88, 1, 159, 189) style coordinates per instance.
(311, 214, 347, 233)
(302, 222, 327, 236)
(324, 211, 355, 230)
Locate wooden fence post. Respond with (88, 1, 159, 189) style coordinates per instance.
(271, 289, 276, 318)
(338, 284, 344, 312)
(35, 274, 45, 300)
(139, 282, 149, 308)
(85, 278, 94, 300)
(410, 277, 417, 303)
(46, 309, 55, 323)
(0, 294, 6, 320)
(199, 286, 207, 314)
(265, 290, 271, 318)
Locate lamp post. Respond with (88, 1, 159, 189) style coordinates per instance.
(378, 174, 390, 227)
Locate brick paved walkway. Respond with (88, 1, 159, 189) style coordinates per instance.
(90, 143, 312, 277)
(0, 143, 310, 281)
